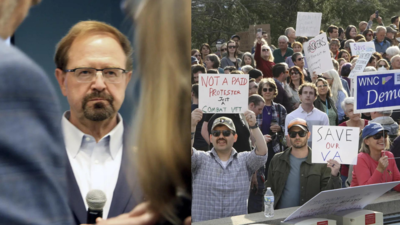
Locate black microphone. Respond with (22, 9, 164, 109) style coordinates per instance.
(86, 189, 107, 224)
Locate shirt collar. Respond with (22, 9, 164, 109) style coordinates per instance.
(299, 104, 315, 113)
(61, 111, 124, 159)
(210, 147, 237, 159)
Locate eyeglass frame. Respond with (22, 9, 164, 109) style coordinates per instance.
(64, 67, 128, 83)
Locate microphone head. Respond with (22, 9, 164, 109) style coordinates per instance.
(86, 189, 107, 210)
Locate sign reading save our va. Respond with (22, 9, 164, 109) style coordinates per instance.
(354, 70, 400, 113)
(199, 74, 249, 113)
(312, 126, 359, 165)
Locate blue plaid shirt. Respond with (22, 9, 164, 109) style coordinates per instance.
(191, 147, 267, 222)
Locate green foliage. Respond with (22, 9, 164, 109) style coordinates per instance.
(192, 0, 400, 51)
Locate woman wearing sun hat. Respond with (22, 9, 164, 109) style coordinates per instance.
(351, 123, 400, 191)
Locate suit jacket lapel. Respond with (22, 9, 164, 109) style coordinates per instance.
(66, 160, 86, 224)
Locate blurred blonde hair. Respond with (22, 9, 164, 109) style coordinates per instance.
(130, 0, 190, 223)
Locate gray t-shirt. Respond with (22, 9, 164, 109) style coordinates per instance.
(277, 154, 306, 209)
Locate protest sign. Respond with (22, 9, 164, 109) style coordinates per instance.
(354, 70, 400, 113)
(350, 42, 375, 56)
(199, 74, 249, 114)
(312, 126, 360, 165)
(296, 12, 322, 37)
(348, 52, 373, 78)
(303, 33, 334, 75)
(284, 181, 400, 222)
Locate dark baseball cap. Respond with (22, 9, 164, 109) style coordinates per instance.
(231, 34, 240, 40)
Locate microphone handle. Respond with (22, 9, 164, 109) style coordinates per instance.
(87, 208, 103, 224)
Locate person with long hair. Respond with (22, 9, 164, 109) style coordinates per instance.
(220, 40, 242, 69)
(240, 52, 256, 68)
(322, 69, 348, 123)
(288, 66, 305, 110)
(338, 49, 350, 62)
(254, 33, 275, 78)
(257, 78, 287, 177)
(314, 78, 338, 126)
(97, 0, 191, 224)
(351, 123, 400, 191)
(191, 49, 203, 65)
(200, 43, 211, 64)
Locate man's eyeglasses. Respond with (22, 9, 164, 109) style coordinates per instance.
(228, 46, 237, 49)
(211, 130, 234, 137)
(317, 84, 328, 88)
(297, 57, 304, 61)
(263, 87, 275, 92)
(64, 67, 127, 83)
(262, 49, 270, 52)
(371, 131, 387, 140)
(289, 130, 308, 138)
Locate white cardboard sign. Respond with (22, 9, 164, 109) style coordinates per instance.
(284, 181, 400, 222)
(350, 42, 375, 56)
(199, 74, 249, 114)
(303, 33, 334, 75)
(348, 52, 373, 79)
(312, 126, 360, 165)
(296, 12, 322, 37)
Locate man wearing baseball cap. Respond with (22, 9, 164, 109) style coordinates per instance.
(191, 108, 267, 222)
(264, 118, 341, 209)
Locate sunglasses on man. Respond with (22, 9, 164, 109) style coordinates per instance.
(288, 130, 308, 138)
(211, 130, 234, 137)
(297, 57, 304, 61)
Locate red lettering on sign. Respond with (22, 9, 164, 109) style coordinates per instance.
(326, 142, 340, 149)
(222, 77, 228, 85)
(317, 221, 328, 225)
(365, 213, 375, 225)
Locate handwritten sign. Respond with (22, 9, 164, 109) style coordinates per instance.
(354, 70, 400, 113)
(303, 33, 334, 75)
(312, 126, 360, 165)
(348, 52, 373, 79)
(296, 12, 322, 37)
(350, 42, 375, 56)
(284, 181, 400, 222)
(199, 74, 249, 114)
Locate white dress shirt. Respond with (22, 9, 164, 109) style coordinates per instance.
(61, 111, 123, 219)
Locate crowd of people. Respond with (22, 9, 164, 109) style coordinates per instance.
(191, 12, 400, 223)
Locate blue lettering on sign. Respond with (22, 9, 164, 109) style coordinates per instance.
(356, 72, 400, 111)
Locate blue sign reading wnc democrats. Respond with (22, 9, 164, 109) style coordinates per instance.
(354, 70, 400, 113)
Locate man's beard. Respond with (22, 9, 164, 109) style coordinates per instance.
(82, 91, 115, 121)
(292, 138, 308, 149)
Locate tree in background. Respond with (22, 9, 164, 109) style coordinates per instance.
(192, 0, 400, 52)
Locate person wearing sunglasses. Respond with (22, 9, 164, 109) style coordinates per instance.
(254, 32, 275, 78)
(264, 118, 341, 209)
(363, 29, 375, 42)
(350, 123, 400, 191)
(285, 41, 308, 70)
(288, 66, 305, 110)
(257, 77, 287, 178)
(191, 49, 203, 66)
(292, 52, 312, 82)
(375, 58, 390, 71)
(191, 109, 267, 222)
(220, 40, 242, 70)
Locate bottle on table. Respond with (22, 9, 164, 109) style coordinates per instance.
(264, 187, 274, 218)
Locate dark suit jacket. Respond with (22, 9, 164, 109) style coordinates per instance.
(273, 78, 293, 113)
(67, 129, 143, 224)
(0, 40, 73, 224)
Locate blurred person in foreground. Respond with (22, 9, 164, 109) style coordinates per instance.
(97, 0, 191, 224)
(0, 0, 73, 224)
(351, 123, 400, 191)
